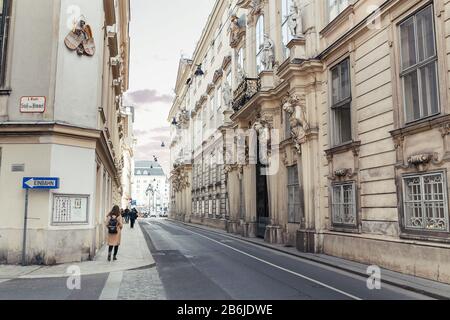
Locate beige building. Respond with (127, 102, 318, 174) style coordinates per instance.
(120, 106, 135, 210)
(169, 0, 450, 284)
(0, 0, 130, 265)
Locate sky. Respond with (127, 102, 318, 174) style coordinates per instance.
(125, 0, 215, 176)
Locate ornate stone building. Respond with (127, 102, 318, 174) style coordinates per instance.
(170, 0, 450, 284)
(0, 0, 130, 264)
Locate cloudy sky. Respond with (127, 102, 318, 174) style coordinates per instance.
(125, 0, 215, 175)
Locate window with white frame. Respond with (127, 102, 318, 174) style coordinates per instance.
(287, 165, 303, 223)
(399, 5, 439, 123)
(403, 172, 449, 233)
(216, 197, 221, 217)
(328, 0, 350, 22)
(210, 95, 215, 119)
(256, 15, 265, 74)
(281, 0, 293, 59)
(330, 58, 352, 146)
(237, 46, 245, 81)
(331, 182, 357, 227)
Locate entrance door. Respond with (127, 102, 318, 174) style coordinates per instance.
(256, 136, 269, 238)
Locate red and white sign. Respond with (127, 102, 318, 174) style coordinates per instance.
(20, 96, 46, 113)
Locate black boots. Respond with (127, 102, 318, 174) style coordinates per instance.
(113, 256, 117, 261)
(108, 254, 111, 262)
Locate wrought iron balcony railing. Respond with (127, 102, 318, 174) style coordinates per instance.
(232, 78, 261, 112)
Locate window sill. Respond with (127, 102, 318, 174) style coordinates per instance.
(399, 231, 450, 244)
(330, 225, 360, 234)
(325, 140, 361, 157)
(390, 113, 450, 139)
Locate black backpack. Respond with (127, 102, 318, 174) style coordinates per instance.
(108, 216, 118, 234)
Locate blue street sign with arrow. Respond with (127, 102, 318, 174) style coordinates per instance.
(22, 177, 60, 190)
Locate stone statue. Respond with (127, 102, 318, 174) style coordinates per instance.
(287, 1, 304, 38)
(222, 80, 232, 110)
(261, 34, 275, 71)
(230, 15, 245, 48)
(282, 93, 309, 153)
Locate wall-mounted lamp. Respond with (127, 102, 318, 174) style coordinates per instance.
(194, 64, 204, 77)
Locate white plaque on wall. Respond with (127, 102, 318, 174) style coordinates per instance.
(20, 96, 46, 113)
(52, 194, 89, 225)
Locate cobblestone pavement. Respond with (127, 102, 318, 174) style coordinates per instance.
(117, 267, 166, 300)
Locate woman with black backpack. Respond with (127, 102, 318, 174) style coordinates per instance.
(105, 205, 124, 262)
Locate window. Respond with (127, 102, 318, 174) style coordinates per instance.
(237, 46, 245, 81)
(328, 0, 349, 22)
(281, 0, 293, 59)
(331, 183, 357, 227)
(284, 110, 291, 140)
(330, 59, 352, 146)
(210, 95, 215, 119)
(399, 5, 439, 123)
(287, 165, 303, 223)
(256, 16, 265, 74)
(403, 172, 449, 233)
(0, 0, 10, 86)
(216, 86, 222, 112)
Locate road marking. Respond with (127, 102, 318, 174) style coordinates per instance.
(174, 224, 362, 300)
(99, 271, 124, 300)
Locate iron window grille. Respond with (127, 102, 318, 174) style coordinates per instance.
(402, 172, 449, 233)
(331, 182, 357, 227)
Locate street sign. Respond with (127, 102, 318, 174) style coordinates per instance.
(22, 177, 60, 190)
(20, 96, 46, 113)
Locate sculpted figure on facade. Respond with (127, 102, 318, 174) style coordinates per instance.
(261, 34, 275, 71)
(287, 1, 304, 38)
(222, 80, 232, 110)
(283, 93, 309, 153)
(230, 14, 245, 48)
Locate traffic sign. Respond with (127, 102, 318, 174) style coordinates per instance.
(22, 177, 60, 190)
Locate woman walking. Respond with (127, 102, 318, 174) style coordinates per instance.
(105, 205, 124, 261)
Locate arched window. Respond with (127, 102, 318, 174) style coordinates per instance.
(256, 16, 265, 74)
(281, 0, 293, 59)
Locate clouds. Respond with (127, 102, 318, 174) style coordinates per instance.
(125, 89, 174, 105)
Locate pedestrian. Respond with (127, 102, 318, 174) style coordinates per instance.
(130, 208, 138, 229)
(105, 205, 123, 262)
(124, 208, 130, 224)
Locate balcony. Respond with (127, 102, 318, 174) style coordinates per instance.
(232, 78, 260, 112)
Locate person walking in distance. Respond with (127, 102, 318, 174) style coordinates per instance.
(124, 208, 130, 224)
(105, 205, 123, 261)
(130, 208, 138, 229)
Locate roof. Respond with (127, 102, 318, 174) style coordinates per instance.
(134, 161, 165, 177)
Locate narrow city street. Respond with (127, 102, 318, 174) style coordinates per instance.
(140, 220, 430, 300)
(0, 219, 439, 300)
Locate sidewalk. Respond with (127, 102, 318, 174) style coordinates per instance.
(171, 219, 450, 300)
(0, 220, 155, 280)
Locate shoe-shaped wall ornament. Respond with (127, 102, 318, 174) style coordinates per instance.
(64, 18, 96, 57)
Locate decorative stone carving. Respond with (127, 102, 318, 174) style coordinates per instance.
(261, 34, 275, 71)
(440, 123, 450, 137)
(222, 80, 232, 110)
(207, 83, 215, 95)
(213, 69, 223, 84)
(172, 166, 191, 192)
(282, 93, 310, 153)
(229, 14, 246, 48)
(222, 55, 232, 70)
(286, 1, 304, 38)
(407, 153, 436, 166)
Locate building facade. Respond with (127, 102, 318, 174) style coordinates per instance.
(169, 0, 450, 284)
(0, 0, 130, 265)
(120, 106, 136, 210)
(132, 160, 169, 214)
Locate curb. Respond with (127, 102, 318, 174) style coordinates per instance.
(169, 219, 450, 300)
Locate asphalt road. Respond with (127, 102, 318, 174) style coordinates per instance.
(140, 219, 432, 300)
